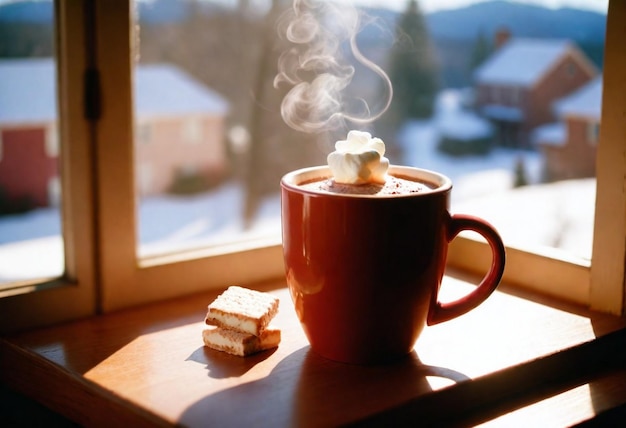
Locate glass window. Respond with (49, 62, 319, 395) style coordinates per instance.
(133, 1, 289, 258)
(0, 0, 622, 324)
(0, 2, 64, 288)
(389, 0, 605, 262)
(129, 0, 606, 264)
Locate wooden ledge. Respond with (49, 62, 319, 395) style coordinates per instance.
(1, 271, 625, 427)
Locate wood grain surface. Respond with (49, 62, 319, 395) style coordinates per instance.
(1, 271, 625, 427)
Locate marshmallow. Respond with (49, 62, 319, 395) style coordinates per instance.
(327, 130, 389, 184)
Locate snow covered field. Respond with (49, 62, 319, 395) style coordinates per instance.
(397, 92, 594, 260)
(0, 90, 595, 283)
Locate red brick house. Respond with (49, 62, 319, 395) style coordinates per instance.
(533, 76, 602, 181)
(0, 59, 60, 209)
(473, 37, 598, 148)
(0, 58, 229, 210)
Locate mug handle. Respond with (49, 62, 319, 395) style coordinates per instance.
(427, 214, 506, 325)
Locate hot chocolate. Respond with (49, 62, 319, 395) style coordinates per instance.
(299, 174, 434, 196)
(281, 164, 506, 364)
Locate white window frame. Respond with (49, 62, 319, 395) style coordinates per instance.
(1, 1, 623, 332)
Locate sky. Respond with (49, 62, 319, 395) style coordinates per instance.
(0, 0, 607, 15)
(343, 0, 608, 13)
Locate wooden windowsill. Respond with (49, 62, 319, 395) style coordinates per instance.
(1, 269, 625, 427)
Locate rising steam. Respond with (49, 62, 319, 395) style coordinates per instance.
(274, 0, 393, 133)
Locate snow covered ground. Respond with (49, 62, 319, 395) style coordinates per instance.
(0, 89, 595, 284)
(398, 90, 594, 260)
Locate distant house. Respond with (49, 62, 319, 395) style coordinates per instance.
(0, 59, 60, 209)
(134, 64, 229, 196)
(473, 36, 597, 148)
(0, 58, 229, 209)
(436, 106, 493, 156)
(533, 77, 602, 181)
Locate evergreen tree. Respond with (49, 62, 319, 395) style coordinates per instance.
(469, 28, 492, 73)
(513, 156, 528, 188)
(387, 0, 438, 121)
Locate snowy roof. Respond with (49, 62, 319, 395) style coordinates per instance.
(532, 122, 566, 147)
(0, 58, 229, 125)
(554, 76, 603, 120)
(474, 39, 580, 87)
(0, 58, 56, 125)
(436, 110, 492, 141)
(135, 64, 229, 118)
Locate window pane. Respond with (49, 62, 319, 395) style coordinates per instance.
(410, 1, 606, 262)
(0, 0, 63, 287)
(133, 0, 605, 262)
(134, 0, 321, 258)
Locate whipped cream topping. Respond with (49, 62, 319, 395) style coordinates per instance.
(327, 130, 389, 184)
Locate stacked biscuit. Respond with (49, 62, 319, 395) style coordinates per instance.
(203, 286, 280, 356)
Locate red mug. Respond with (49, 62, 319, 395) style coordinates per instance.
(281, 165, 506, 364)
